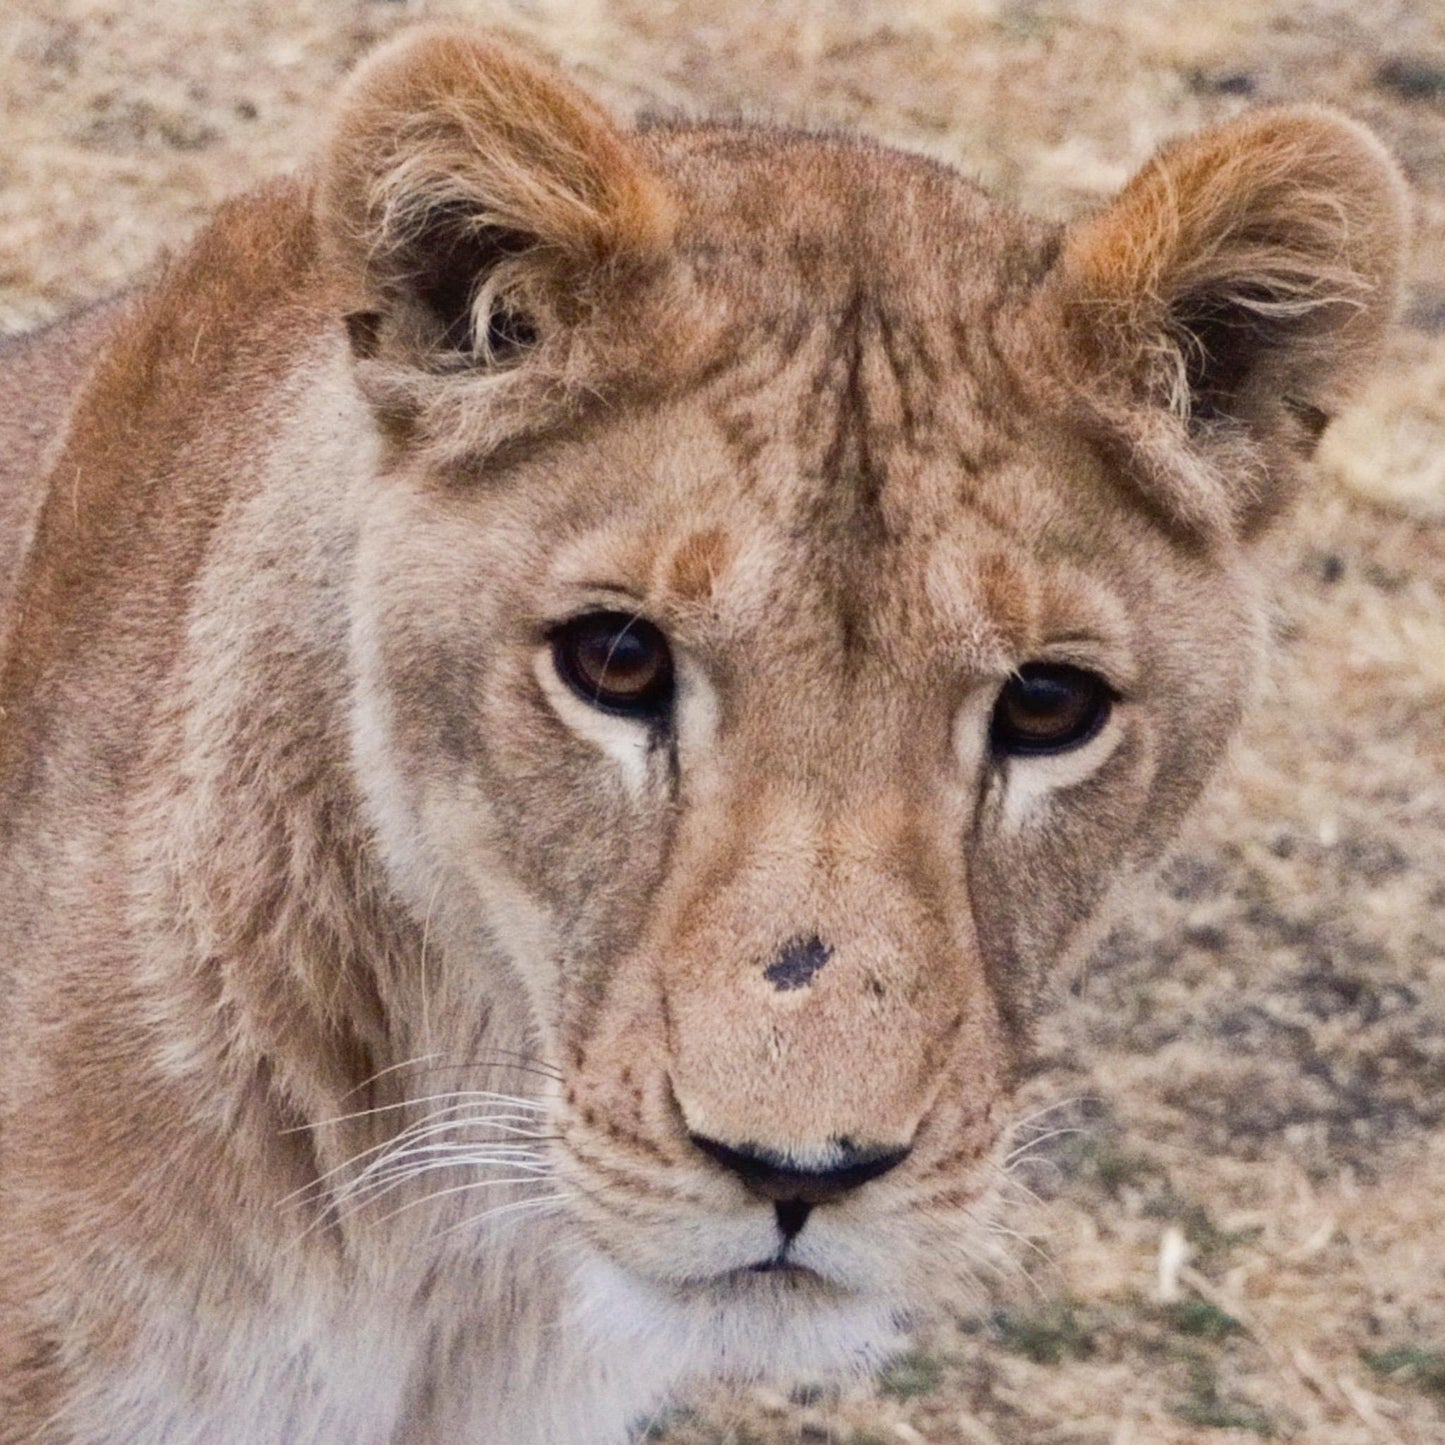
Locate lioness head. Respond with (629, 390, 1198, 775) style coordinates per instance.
(316, 29, 1405, 1375)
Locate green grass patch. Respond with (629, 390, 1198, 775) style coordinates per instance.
(1364, 1344, 1445, 1402)
(1175, 1357, 1276, 1435)
(877, 1348, 944, 1400)
(992, 1302, 1097, 1365)
(1164, 1299, 1244, 1341)
(1077, 1137, 1158, 1197)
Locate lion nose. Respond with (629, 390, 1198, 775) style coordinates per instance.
(689, 1135, 910, 1207)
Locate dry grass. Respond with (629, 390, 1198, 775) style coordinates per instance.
(3, 0, 1442, 1440)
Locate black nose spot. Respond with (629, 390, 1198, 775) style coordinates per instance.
(763, 934, 833, 991)
(690, 1135, 910, 1206)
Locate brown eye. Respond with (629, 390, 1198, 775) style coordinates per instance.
(990, 663, 1113, 756)
(551, 612, 674, 721)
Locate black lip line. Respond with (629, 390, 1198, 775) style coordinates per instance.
(747, 1256, 809, 1274)
(667, 1259, 835, 1290)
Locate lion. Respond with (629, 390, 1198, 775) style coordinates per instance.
(0, 26, 1407, 1445)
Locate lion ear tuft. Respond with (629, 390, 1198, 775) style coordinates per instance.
(1046, 107, 1409, 535)
(317, 27, 674, 369)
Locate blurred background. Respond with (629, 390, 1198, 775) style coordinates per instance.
(2, 1, 1441, 1440)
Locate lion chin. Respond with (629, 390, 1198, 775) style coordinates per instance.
(570, 1248, 908, 1388)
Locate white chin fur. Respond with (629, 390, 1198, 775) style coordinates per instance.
(569, 1249, 907, 1392)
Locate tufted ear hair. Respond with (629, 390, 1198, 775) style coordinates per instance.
(317, 27, 674, 372)
(1042, 107, 1409, 538)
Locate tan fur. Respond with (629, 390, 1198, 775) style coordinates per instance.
(1035, 106, 1409, 536)
(0, 300, 127, 659)
(0, 29, 1407, 1445)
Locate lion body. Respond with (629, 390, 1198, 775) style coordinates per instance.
(0, 30, 1406, 1445)
(0, 185, 683, 1445)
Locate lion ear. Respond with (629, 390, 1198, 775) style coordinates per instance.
(317, 28, 674, 369)
(1045, 107, 1409, 535)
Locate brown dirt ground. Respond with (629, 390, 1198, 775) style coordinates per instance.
(3, 1, 1442, 1441)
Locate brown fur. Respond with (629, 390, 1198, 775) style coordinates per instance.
(0, 300, 127, 658)
(1035, 106, 1408, 536)
(0, 28, 1407, 1445)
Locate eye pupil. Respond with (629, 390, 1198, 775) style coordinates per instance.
(553, 612, 674, 719)
(990, 663, 1112, 755)
(577, 630, 649, 689)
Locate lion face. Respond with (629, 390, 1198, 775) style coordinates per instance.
(322, 30, 1404, 1372)
(350, 348, 1256, 1344)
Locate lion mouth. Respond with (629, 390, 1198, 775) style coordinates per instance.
(746, 1256, 812, 1276)
(686, 1255, 845, 1296)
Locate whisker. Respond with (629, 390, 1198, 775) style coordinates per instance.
(1003, 1125, 1086, 1164)
(371, 1174, 559, 1226)
(438, 1192, 571, 1240)
(338, 1144, 551, 1194)
(335, 1155, 553, 1214)
(339, 1140, 550, 1186)
(405, 1048, 564, 1082)
(478, 1045, 564, 1076)
(319, 1145, 558, 1227)
(379, 1063, 563, 1091)
(281, 1129, 546, 1208)
(419, 876, 444, 1054)
(361, 1111, 553, 1145)
(336, 1045, 563, 1106)
(278, 1108, 556, 1209)
(1006, 1095, 1097, 1135)
(346, 1151, 550, 1188)
(284, 1090, 549, 1135)
(339, 1052, 448, 1102)
(336, 1052, 563, 1096)
(983, 1159, 1048, 1210)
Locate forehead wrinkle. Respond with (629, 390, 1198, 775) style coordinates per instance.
(801, 288, 959, 549)
(541, 298, 1066, 674)
(672, 258, 1021, 549)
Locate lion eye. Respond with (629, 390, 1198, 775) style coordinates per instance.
(990, 663, 1113, 756)
(551, 612, 674, 721)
